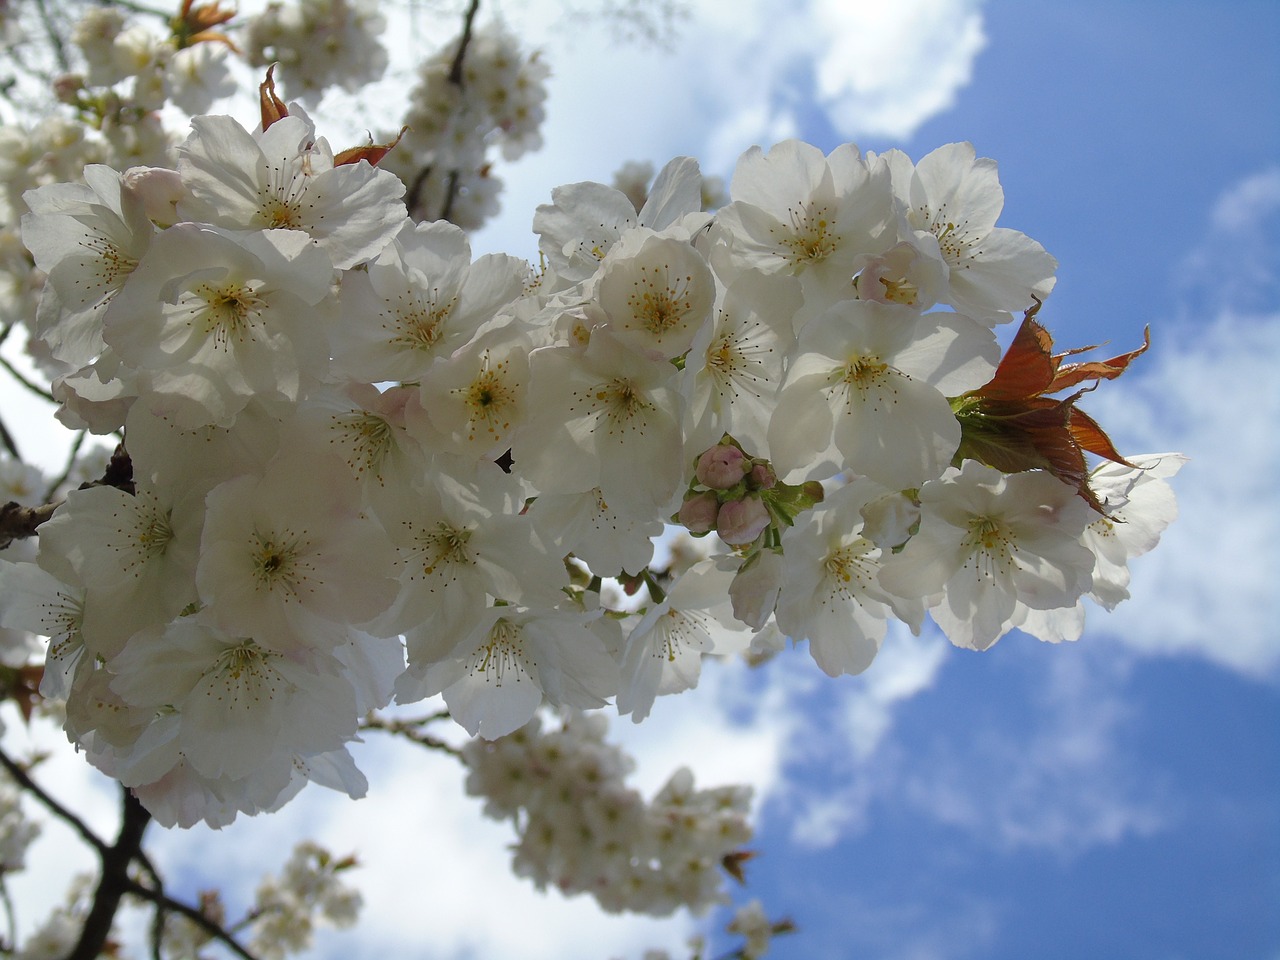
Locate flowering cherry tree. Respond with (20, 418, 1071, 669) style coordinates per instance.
(0, 0, 1182, 957)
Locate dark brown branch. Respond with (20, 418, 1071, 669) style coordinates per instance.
(0, 498, 59, 549)
(406, 162, 434, 220)
(65, 787, 151, 960)
(2, 442, 133, 549)
(439, 168, 462, 224)
(0, 415, 19, 461)
(123, 880, 260, 960)
(448, 0, 483, 86)
(0, 748, 110, 857)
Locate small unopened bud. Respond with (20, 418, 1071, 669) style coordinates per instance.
(678, 490, 720, 533)
(717, 496, 769, 545)
(53, 74, 85, 105)
(695, 444, 749, 489)
(748, 462, 776, 490)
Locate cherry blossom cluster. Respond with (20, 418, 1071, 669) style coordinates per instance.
(383, 20, 550, 227)
(243, 0, 389, 100)
(462, 710, 752, 916)
(0, 86, 1181, 831)
(0, 772, 39, 874)
(244, 841, 362, 959)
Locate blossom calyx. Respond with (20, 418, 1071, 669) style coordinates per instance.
(950, 301, 1149, 511)
(171, 0, 237, 50)
(334, 127, 408, 168)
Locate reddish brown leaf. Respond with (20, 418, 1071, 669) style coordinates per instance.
(976, 315, 1057, 401)
(1051, 326, 1150, 392)
(1068, 407, 1134, 467)
(335, 126, 409, 167)
(259, 64, 289, 131)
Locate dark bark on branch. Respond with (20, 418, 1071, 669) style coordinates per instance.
(64, 787, 151, 960)
(0, 747, 109, 857)
(449, 0, 483, 86)
(405, 0, 482, 223)
(0, 443, 133, 549)
(123, 880, 260, 960)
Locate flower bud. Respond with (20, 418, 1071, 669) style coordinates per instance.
(695, 444, 749, 490)
(748, 462, 776, 490)
(678, 490, 720, 533)
(53, 74, 86, 105)
(717, 496, 770, 545)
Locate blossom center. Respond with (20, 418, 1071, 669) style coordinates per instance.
(922, 207, 978, 266)
(469, 619, 531, 686)
(458, 354, 518, 440)
(79, 232, 139, 301)
(778, 203, 837, 266)
(420, 523, 473, 575)
(332, 412, 393, 479)
(962, 516, 1016, 583)
(879, 275, 919, 305)
(626, 264, 694, 335)
(389, 293, 455, 351)
(823, 541, 874, 597)
(251, 531, 310, 596)
(195, 281, 266, 347)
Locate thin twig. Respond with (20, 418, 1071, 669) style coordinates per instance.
(1, 877, 17, 955)
(32, 0, 70, 73)
(123, 881, 260, 960)
(406, 162, 434, 219)
(0, 414, 19, 462)
(42, 429, 87, 502)
(361, 712, 463, 757)
(448, 0, 483, 86)
(0, 747, 109, 857)
(0, 353, 56, 404)
(101, 0, 175, 20)
(439, 168, 461, 223)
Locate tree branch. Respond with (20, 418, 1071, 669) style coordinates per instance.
(0, 747, 109, 858)
(0, 352, 56, 404)
(65, 786, 151, 960)
(1, 442, 133, 549)
(123, 880, 261, 960)
(361, 710, 462, 757)
(448, 0, 483, 86)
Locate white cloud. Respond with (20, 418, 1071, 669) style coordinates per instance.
(811, 0, 987, 140)
(777, 625, 951, 848)
(1081, 310, 1280, 679)
(468, 0, 989, 259)
(1080, 167, 1280, 680)
(1208, 166, 1280, 234)
(1177, 165, 1280, 316)
(899, 647, 1173, 854)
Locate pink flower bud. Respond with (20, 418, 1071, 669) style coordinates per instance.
(717, 496, 770, 545)
(695, 444, 749, 489)
(678, 490, 720, 533)
(748, 462, 777, 490)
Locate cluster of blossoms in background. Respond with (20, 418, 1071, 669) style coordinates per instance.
(0, 0, 1183, 956)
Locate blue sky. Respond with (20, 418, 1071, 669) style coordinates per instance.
(686, 3, 1280, 958)
(1, 2, 1277, 959)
